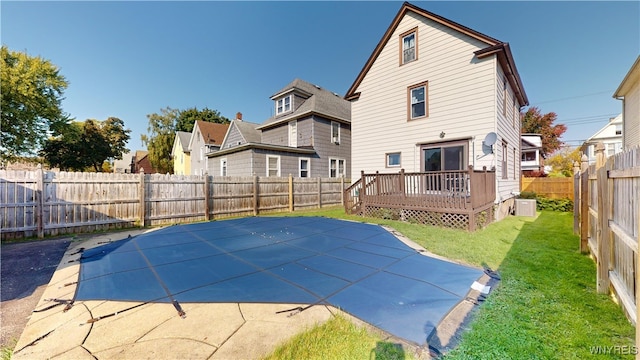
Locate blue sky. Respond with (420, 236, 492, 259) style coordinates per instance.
(2, 1, 639, 151)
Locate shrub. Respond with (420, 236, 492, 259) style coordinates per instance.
(519, 191, 537, 199)
(536, 196, 573, 212)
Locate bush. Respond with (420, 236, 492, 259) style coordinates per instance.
(519, 191, 537, 199)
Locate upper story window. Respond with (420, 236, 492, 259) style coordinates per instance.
(502, 78, 507, 116)
(502, 141, 508, 179)
(276, 95, 292, 115)
(408, 81, 428, 120)
(331, 121, 340, 144)
(400, 28, 417, 65)
(289, 120, 297, 147)
(615, 124, 622, 135)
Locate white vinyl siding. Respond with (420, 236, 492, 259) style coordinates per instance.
(623, 84, 640, 148)
(350, 12, 496, 180)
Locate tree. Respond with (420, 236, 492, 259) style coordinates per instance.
(40, 118, 130, 171)
(545, 147, 582, 177)
(176, 107, 229, 133)
(141, 107, 179, 174)
(1, 46, 70, 165)
(521, 107, 567, 157)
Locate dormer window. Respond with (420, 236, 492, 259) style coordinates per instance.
(276, 95, 292, 115)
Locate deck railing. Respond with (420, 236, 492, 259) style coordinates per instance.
(345, 166, 496, 231)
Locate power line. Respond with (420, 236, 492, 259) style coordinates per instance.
(530, 90, 615, 105)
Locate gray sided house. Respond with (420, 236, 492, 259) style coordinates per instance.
(189, 120, 230, 176)
(208, 79, 351, 178)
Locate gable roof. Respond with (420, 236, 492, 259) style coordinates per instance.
(613, 55, 640, 98)
(194, 121, 230, 145)
(344, 1, 528, 106)
(177, 131, 191, 151)
(586, 114, 623, 142)
(257, 78, 351, 130)
(220, 119, 262, 149)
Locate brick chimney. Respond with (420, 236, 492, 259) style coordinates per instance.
(236, 112, 242, 121)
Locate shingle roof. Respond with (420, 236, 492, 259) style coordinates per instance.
(176, 131, 191, 152)
(234, 120, 261, 143)
(196, 121, 230, 145)
(257, 78, 350, 130)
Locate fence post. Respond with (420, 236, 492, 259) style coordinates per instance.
(253, 175, 259, 216)
(317, 177, 322, 208)
(36, 164, 44, 239)
(580, 154, 589, 253)
(340, 176, 345, 206)
(573, 161, 580, 235)
(204, 173, 210, 221)
(289, 174, 294, 212)
(139, 169, 146, 228)
(595, 142, 610, 294)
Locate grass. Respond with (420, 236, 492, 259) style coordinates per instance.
(263, 313, 411, 360)
(264, 208, 636, 359)
(1, 340, 15, 360)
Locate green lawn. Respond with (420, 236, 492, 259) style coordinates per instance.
(263, 208, 636, 359)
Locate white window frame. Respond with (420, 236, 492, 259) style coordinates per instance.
(276, 95, 292, 115)
(329, 158, 345, 178)
(266, 155, 280, 177)
(331, 121, 340, 144)
(220, 158, 227, 176)
(386, 152, 401, 168)
(299, 157, 310, 178)
(289, 120, 297, 147)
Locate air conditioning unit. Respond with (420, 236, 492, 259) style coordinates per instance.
(515, 199, 536, 217)
(332, 137, 340, 144)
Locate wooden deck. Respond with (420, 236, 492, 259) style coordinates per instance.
(344, 167, 496, 231)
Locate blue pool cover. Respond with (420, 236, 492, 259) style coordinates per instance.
(75, 216, 483, 345)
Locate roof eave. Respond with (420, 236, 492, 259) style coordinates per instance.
(613, 55, 640, 98)
(207, 142, 316, 157)
(345, 1, 503, 100)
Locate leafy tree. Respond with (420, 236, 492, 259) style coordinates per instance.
(521, 107, 567, 157)
(40, 118, 130, 171)
(1, 46, 70, 165)
(141, 107, 179, 174)
(546, 147, 582, 177)
(176, 107, 229, 133)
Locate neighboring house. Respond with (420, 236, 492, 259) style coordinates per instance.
(113, 151, 134, 173)
(582, 114, 623, 164)
(613, 55, 640, 149)
(521, 134, 545, 176)
(208, 79, 351, 178)
(132, 150, 160, 174)
(189, 120, 230, 175)
(171, 131, 192, 175)
(344, 2, 528, 220)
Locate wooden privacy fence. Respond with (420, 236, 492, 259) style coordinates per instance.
(521, 176, 574, 200)
(574, 144, 640, 336)
(0, 167, 347, 240)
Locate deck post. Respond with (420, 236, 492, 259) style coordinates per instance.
(139, 168, 146, 228)
(360, 171, 365, 212)
(36, 164, 44, 238)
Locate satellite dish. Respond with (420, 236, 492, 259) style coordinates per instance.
(483, 132, 497, 146)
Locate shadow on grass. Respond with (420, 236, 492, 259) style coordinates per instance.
(445, 211, 635, 359)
